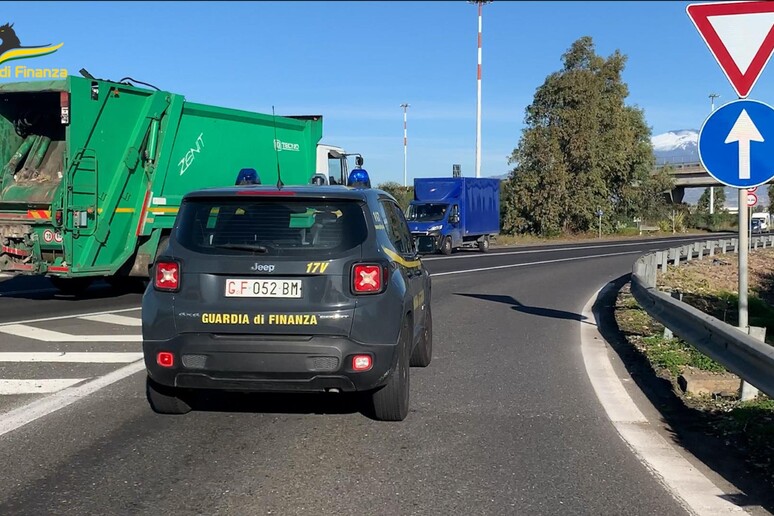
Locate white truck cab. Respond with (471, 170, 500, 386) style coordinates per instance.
(316, 144, 351, 185)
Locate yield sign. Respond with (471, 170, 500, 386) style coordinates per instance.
(687, 1, 774, 98)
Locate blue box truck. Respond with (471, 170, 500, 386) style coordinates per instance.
(406, 177, 500, 254)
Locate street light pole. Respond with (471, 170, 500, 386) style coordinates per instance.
(470, 1, 491, 178)
(709, 93, 720, 214)
(400, 103, 409, 188)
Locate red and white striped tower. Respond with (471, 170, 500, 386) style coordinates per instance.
(400, 103, 409, 187)
(471, 0, 491, 178)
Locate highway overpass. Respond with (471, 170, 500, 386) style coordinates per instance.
(655, 160, 772, 203)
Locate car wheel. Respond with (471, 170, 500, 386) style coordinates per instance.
(371, 318, 411, 421)
(477, 236, 490, 253)
(440, 236, 452, 255)
(146, 376, 191, 415)
(410, 304, 432, 367)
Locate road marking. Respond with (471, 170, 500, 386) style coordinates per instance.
(0, 324, 141, 342)
(0, 360, 145, 438)
(0, 306, 141, 328)
(421, 236, 726, 262)
(0, 379, 85, 395)
(79, 314, 142, 327)
(431, 250, 643, 277)
(0, 352, 142, 363)
(579, 283, 745, 515)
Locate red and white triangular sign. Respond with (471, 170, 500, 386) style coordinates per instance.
(687, 1, 774, 98)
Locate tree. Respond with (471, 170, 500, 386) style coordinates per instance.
(377, 182, 413, 211)
(502, 36, 668, 235)
(768, 183, 774, 211)
(697, 187, 726, 213)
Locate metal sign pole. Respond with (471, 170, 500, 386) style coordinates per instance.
(739, 188, 749, 331)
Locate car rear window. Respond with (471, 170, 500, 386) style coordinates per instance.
(174, 198, 368, 256)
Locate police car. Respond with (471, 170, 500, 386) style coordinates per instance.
(142, 169, 432, 422)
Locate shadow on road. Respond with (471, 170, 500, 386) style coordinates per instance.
(186, 390, 370, 419)
(595, 274, 774, 513)
(455, 292, 589, 323)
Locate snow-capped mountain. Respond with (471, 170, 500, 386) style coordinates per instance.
(652, 129, 699, 165)
(651, 129, 770, 207)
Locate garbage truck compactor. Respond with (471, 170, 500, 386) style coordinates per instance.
(0, 76, 345, 291)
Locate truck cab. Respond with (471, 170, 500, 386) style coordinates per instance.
(315, 144, 358, 186)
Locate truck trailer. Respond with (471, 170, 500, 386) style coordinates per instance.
(407, 177, 500, 254)
(0, 76, 358, 292)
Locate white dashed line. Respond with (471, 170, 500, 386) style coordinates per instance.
(0, 352, 142, 363)
(0, 378, 86, 395)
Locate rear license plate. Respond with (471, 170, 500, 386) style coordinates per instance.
(225, 279, 303, 298)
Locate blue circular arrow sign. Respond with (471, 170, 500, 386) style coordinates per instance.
(698, 99, 774, 188)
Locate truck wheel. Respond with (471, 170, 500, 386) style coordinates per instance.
(478, 236, 490, 253)
(146, 376, 191, 415)
(50, 277, 93, 296)
(410, 304, 432, 367)
(440, 236, 452, 255)
(371, 318, 411, 421)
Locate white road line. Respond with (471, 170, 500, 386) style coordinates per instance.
(0, 379, 85, 395)
(0, 306, 141, 328)
(0, 324, 141, 342)
(0, 352, 142, 363)
(422, 236, 722, 262)
(431, 250, 643, 277)
(0, 360, 145, 438)
(580, 283, 745, 515)
(79, 314, 142, 327)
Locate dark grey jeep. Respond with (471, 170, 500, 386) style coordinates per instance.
(142, 185, 432, 421)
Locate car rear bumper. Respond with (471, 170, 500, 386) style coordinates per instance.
(143, 334, 398, 393)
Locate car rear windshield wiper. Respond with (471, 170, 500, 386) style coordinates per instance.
(213, 243, 270, 254)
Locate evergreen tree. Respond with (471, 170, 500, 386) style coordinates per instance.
(502, 37, 671, 235)
(697, 187, 726, 213)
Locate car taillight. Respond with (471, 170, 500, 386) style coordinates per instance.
(352, 355, 373, 372)
(352, 263, 385, 294)
(154, 260, 180, 292)
(157, 351, 174, 368)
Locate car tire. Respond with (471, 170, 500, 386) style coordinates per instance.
(440, 236, 452, 255)
(371, 318, 411, 421)
(410, 304, 432, 367)
(50, 277, 93, 296)
(146, 376, 191, 415)
(477, 236, 490, 253)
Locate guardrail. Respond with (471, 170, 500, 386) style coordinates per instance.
(630, 235, 774, 399)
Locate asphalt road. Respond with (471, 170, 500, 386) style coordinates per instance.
(0, 235, 736, 515)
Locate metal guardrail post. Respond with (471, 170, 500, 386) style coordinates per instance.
(661, 251, 668, 271)
(734, 238, 739, 253)
(740, 326, 765, 401)
(708, 240, 715, 257)
(697, 242, 705, 260)
(686, 244, 693, 261)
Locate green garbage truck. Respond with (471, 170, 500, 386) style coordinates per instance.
(0, 76, 359, 292)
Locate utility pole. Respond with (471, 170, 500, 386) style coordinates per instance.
(470, 0, 491, 178)
(400, 103, 409, 187)
(709, 93, 720, 215)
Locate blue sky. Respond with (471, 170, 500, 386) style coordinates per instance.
(3, 1, 769, 185)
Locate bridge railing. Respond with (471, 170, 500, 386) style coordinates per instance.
(630, 236, 774, 399)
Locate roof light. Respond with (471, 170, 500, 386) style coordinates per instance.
(236, 168, 261, 185)
(347, 168, 371, 188)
